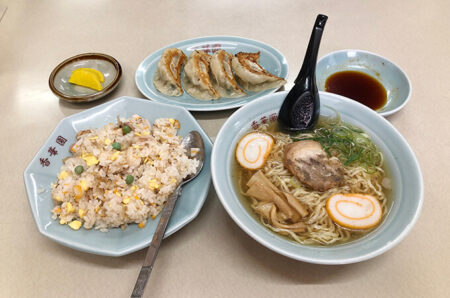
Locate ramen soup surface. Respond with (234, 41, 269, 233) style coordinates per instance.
(233, 116, 392, 246)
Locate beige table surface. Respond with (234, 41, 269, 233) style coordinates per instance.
(1, 0, 449, 297)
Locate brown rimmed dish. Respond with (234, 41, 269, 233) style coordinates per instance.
(49, 53, 122, 103)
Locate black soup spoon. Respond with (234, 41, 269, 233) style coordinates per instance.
(278, 14, 328, 132)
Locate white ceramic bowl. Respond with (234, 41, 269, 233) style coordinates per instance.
(316, 50, 411, 117)
(211, 91, 423, 264)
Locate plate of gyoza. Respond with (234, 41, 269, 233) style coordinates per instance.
(135, 36, 289, 111)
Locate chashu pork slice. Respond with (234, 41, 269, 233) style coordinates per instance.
(283, 140, 345, 192)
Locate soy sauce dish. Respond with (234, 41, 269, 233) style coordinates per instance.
(316, 50, 411, 117)
(211, 91, 423, 264)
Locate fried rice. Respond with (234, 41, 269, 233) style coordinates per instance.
(51, 115, 199, 232)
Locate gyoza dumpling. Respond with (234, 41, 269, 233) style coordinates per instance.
(210, 50, 246, 98)
(182, 50, 220, 100)
(153, 48, 187, 96)
(231, 52, 286, 92)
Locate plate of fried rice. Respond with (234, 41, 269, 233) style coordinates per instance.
(24, 96, 212, 256)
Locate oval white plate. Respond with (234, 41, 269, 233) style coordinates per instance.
(135, 36, 288, 111)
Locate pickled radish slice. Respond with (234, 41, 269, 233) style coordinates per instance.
(68, 68, 103, 91)
(326, 193, 382, 230)
(236, 132, 274, 170)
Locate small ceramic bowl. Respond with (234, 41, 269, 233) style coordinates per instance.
(316, 50, 411, 117)
(49, 53, 122, 103)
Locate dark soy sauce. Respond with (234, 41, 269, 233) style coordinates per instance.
(325, 71, 387, 110)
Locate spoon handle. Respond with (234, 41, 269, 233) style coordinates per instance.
(131, 186, 182, 298)
(294, 14, 328, 84)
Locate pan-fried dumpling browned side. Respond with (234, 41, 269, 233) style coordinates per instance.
(182, 50, 220, 100)
(231, 52, 286, 92)
(210, 50, 246, 98)
(153, 48, 187, 96)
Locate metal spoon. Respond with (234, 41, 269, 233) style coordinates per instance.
(278, 14, 328, 132)
(131, 131, 205, 298)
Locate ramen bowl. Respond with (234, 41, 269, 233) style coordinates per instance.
(211, 91, 423, 264)
(316, 50, 411, 117)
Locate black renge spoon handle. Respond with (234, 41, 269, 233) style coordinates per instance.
(278, 14, 327, 131)
(295, 14, 327, 85)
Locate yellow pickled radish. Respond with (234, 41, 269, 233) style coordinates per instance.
(68, 68, 103, 91)
(236, 132, 274, 170)
(77, 68, 105, 82)
(326, 193, 382, 230)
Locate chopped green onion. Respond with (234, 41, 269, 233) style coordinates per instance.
(292, 115, 382, 173)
